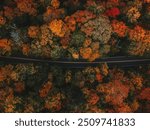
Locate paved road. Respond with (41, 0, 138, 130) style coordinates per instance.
(0, 56, 150, 68)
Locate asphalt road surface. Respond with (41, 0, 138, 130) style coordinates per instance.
(0, 56, 150, 68)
